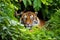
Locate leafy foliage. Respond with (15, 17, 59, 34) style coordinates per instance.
(46, 9, 60, 40)
(0, 0, 60, 40)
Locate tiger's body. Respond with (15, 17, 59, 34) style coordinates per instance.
(19, 11, 45, 29)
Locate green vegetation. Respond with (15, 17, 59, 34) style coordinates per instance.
(0, 0, 60, 40)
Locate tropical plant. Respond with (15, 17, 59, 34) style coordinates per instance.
(0, 0, 60, 40)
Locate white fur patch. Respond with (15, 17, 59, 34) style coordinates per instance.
(32, 18, 40, 26)
(30, 15, 33, 18)
(24, 15, 27, 18)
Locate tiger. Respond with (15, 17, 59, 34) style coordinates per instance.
(15, 11, 45, 29)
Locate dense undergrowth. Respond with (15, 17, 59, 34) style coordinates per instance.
(0, 0, 60, 40)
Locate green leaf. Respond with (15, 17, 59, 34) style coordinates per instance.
(23, 0, 27, 7)
(41, 0, 49, 5)
(27, 0, 32, 5)
(33, 0, 41, 11)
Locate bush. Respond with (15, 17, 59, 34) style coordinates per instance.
(0, 0, 60, 40)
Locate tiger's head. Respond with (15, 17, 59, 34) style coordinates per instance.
(20, 11, 40, 29)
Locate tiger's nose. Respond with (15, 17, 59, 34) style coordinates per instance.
(26, 22, 31, 26)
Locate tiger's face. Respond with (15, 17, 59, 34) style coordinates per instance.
(20, 11, 40, 29)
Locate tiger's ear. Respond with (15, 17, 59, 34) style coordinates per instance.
(15, 11, 24, 16)
(35, 12, 38, 15)
(20, 12, 24, 15)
